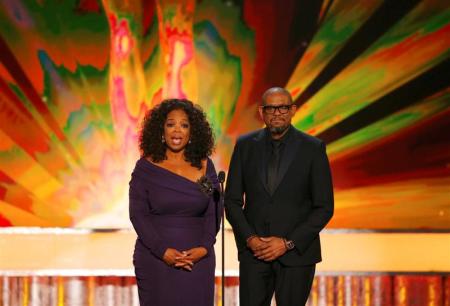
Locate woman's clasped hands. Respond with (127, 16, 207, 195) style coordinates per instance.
(163, 247, 208, 271)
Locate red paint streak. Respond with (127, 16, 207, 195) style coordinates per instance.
(243, 1, 307, 100)
(0, 186, 5, 200)
(371, 23, 450, 61)
(110, 76, 126, 124)
(331, 108, 450, 189)
(108, 13, 117, 29)
(227, 0, 305, 132)
(150, 88, 163, 107)
(0, 171, 14, 184)
(0, 214, 12, 226)
(291, 87, 301, 98)
(109, 16, 134, 60)
(0, 36, 80, 163)
(164, 26, 190, 38)
(162, 25, 193, 98)
(0, 77, 33, 121)
(76, 0, 101, 13)
(110, 76, 147, 129)
(142, 0, 156, 35)
(0, 77, 54, 158)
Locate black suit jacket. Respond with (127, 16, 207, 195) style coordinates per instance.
(225, 127, 334, 266)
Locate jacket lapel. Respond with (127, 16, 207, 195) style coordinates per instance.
(253, 129, 270, 195)
(271, 130, 302, 194)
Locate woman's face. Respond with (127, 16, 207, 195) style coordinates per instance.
(163, 109, 191, 153)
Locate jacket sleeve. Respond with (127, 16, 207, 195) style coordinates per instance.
(224, 140, 256, 241)
(287, 141, 334, 254)
(199, 159, 221, 256)
(129, 173, 169, 259)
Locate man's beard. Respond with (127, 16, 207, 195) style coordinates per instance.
(269, 124, 289, 135)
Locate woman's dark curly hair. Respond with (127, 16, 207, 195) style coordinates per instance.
(139, 99, 215, 169)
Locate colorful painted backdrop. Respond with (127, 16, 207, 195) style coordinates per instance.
(0, 0, 449, 228)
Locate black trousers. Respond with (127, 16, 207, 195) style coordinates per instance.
(239, 261, 315, 306)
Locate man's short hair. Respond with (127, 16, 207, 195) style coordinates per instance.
(261, 87, 293, 105)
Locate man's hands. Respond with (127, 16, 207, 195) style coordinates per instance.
(247, 236, 288, 262)
(163, 247, 208, 271)
(247, 236, 267, 252)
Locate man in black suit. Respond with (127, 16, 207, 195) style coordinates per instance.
(225, 87, 334, 306)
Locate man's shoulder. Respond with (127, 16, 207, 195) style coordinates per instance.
(236, 129, 265, 144)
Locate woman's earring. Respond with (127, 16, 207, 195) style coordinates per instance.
(162, 136, 165, 143)
(188, 139, 191, 144)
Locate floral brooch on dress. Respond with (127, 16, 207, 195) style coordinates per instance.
(197, 175, 214, 196)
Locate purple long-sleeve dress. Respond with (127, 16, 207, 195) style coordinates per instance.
(129, 157, 220, 306)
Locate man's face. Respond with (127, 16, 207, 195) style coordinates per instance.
(259, 93, 297, 135)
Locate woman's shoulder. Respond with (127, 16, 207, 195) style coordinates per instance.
(203, 157, 218, 177)
(203, 157, 214, 166)
(203, 157, 215, 167)
(134, 156, 152, 170)
(131, 157, 158, 179)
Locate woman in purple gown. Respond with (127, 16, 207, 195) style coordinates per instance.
(129, 99, 220, 306)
